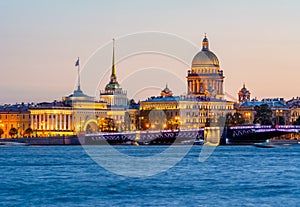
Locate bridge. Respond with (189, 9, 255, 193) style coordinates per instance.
(222, 125, 300, 145)
(82, 125, 300, 145)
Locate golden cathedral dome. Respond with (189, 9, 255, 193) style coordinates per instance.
(191, 35, 219, 67)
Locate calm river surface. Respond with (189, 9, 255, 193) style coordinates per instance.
(0, 145, 299, 207)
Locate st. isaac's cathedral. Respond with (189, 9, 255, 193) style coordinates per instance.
(139, 35, 234, 130)
(187, 34, 224, 99)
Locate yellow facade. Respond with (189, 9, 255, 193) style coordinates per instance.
(0, 107, 31, 138)
(290, 107, 300, 123)
(30, 108, 74, 137)
(140, 97, 235, 130)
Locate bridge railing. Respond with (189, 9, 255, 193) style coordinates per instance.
(229, 125, 300, 130)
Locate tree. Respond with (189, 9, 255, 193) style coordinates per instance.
(24, 127, 33, 137)
(218, 112, 245, 127)
(99, 117, 116, 132)
(0, 128, 4, 138)
(253, 104, 272, 125)
(229, 112, 245, 126)
(293, 116, 300, 125)
(9, 127, 18, 138)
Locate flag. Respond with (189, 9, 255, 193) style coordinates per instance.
(75, 58, 79, 67)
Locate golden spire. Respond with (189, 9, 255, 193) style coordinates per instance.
(111, 38, 117, 82)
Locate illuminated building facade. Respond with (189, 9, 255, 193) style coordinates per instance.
(29, 102, 74, 137)
(29, 88, 108, 137)
(139, 86, 234, 130)
(236, 97, 290, 125)
(187, 34, 224, 99)
(0, 103, 31, 138)
(287, 97, 300, 124)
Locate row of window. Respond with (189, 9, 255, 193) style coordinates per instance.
(0, 114, 30, 119)
(185, 105, 233, 110)
(191, 68, 218, 74)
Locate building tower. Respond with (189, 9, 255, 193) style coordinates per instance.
(160, 84, 173, 97)
(100, 39, 128, 108)
(238, 83, 251, 103)
(187, 34, 224, 99)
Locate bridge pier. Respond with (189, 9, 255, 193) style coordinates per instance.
(204, 127, 221, 146)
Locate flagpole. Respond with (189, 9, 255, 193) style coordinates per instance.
(77, 57, 80, 91)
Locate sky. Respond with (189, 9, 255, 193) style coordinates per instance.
(1, 0, 300, 104)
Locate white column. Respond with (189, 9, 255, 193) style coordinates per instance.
(59, 114, 62, 130)
(51, 114, 54, 130)
(55, 115, 58, 130)
(38, 114, 41, 129)
(47, 114, 50, 130)
(67, 115, 71, 130)
(42, 114, 45, 130)
(63, 114, 66, 130)
(31, 115, 33, 130)
(35, 114, 38, 130)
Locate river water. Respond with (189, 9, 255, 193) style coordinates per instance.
(0, 145, 299, 207)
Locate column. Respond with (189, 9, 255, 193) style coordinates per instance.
(193, 80, 196, 93)
(55, 115, 58, 130)
(38, 114, 41, 129)
(59, 114, 62, 130)
(213, 80, 216, 91)
(35, 114, 38, 130)
(47, 114, 50, 130)
(51, 114, 54, 130)
(63, 114, 67, 130)
(67, 115, 71, 130)
(31, 115, 34, 130)
(42, 114, 45, 130)
(221, 81, 223, 94)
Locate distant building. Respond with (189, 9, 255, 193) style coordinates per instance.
(287, 97, 300, 124)
(0, 103, 31, 138)
(236, 97, 290, 125)
(238, 83, 251, 103)
(160, 84, 173, 97)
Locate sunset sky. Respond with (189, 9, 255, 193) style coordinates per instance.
(1, 0, 300, 104)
